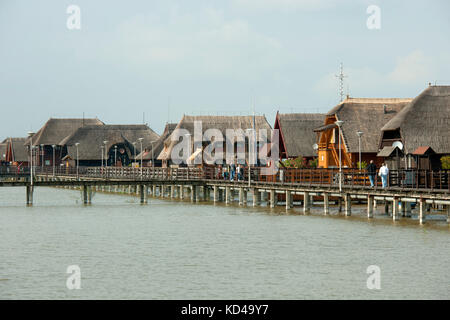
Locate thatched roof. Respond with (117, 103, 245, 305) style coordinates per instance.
(276, 112, 324, 158)
(158, 115, 272, 161)
(26, 118, 104, 146)
(64, 125, 160, 160)
(377, 145, 403, 157)
(5, 137, 29, 162)
(135, 123, 177, 160)
(381, 85, 450, 154)
(0, 143, 6, 161)
(326, 97, 412, 153)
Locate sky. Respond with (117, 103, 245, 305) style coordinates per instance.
(1, 0, 449, 138)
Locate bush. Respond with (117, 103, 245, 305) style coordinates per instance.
(308, 159, 318, 168)
(281, 156, 307, 168)
(441, 156, 450, 169)
(356, 161, 368, 169)
(281, 156, 319, 168)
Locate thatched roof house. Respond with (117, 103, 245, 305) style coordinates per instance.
(157, 115, 272, 166)
(0, 142, 7, 163)
(135, 123, 177, 164)
(23, 118, 105, 167)
(380, 85, 450, 155)
(63, 124, 160, 166)
(25, 118, 104, 146)
(274, 112, 324, 159)
(315, 97, 412, 168)
(3, 137, 29, 165)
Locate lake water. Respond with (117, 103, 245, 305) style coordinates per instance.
(0, 186, 449, 299)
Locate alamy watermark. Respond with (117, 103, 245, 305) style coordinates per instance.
(66, 265, 81, 289)
(366, 5, 381, 30)
(169, 121, 279, 175)
(366, 265, 381, 290)
(66, 5, 81, 30)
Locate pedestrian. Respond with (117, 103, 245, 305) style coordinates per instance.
(366, 160, 377, 187)
(230, 162, 236, 181)
(379, 163, 389, 188)
(223, 167, 228, 180)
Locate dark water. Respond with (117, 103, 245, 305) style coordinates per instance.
(0, 187, 449, 299)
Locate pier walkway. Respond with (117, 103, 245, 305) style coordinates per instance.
(1, 166, 449, 225)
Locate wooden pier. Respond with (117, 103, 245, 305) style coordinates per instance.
(1, 166, 450, 225)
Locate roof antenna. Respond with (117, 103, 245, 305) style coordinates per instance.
(82, 112, 85, 127)
(335, 62, 347, 102)
(143, 112, 145, 125)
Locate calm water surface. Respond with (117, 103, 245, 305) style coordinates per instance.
(0, 187, 449, 299)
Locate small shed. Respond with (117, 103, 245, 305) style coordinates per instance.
(412, 146, 437, 170)
(377, 145, 404, 170)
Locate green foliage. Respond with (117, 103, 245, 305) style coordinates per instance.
(281, 156, 318, 169)
(308, 159, 318, 168)
(356, 161, 368, 169)
(441, 156, 450, 169)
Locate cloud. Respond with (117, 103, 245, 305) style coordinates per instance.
(76, 8, 292, 80)
(313, 50, 449, 98)
(232, 0, 339, 12)
(387, 50, 435, 85)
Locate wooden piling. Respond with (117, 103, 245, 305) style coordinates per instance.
(367, 195, 374, 218)
(323, 193, 329, 215)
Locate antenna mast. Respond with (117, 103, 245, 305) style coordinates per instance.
(335, 62, 347, 102)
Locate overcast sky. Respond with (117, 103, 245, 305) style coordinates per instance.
(1, 0, 449, 138)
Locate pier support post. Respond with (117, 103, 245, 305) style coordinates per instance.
(401, 201, 406, 217)
(190, 186, 196, 203)
(225, 187, 231, 204)
(87, 186, 92, 204)
(252, 189, 260, 207)
(303, 192, 310, 214)
(338, 197, 342, 212)
(270, 190, 277, 208)
(26, 185, 34, 206)
(213, 186, 219, 203)
(152, 185, 156, 197)
(179, 186, 184, 199)
(83, 185, 89, 205)
(203, 187, 209, 201)
(286, 190, 292, 210)
(170, 185, 175, 198)
(367, 195, 374, 218)
(239, 188, 244, 206)
(218, 188, 223, 202)
(344, 194, 351, 216)
(323, 193, 329, 215)
(419, 198, 426, 224)
(447, 205, 450, 224)
(140, 185, 147, 204)
(392, 197, 399, 221)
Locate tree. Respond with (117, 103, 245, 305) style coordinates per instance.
(441, 156, 450, 169)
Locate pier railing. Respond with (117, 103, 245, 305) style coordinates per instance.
(2, 165, 449, 192)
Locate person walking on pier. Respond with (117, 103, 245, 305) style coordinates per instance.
(230, 162, 236, 181)
(379, 163, 389, 188)
(367, 160, 377, 187)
